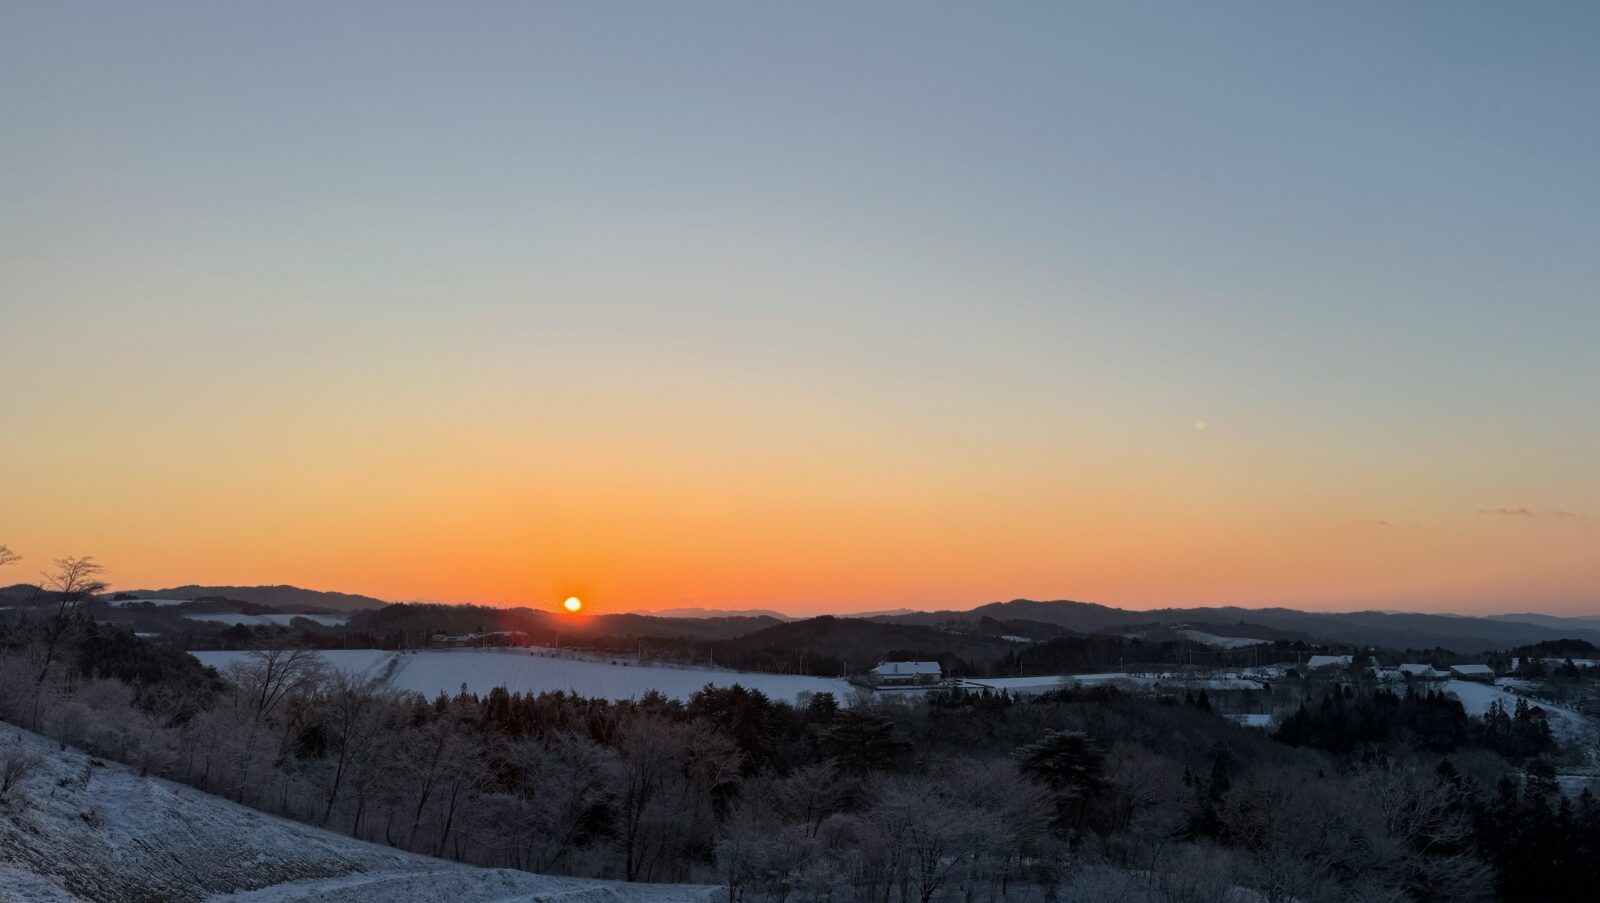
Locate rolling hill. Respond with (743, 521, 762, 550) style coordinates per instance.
(875, 599, 1600, 653)
(119, 585, 389, 612)
(714, 615, 1026, 669)
(0, 721, 716, 902)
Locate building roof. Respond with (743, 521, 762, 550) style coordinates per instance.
(1449, 663, 1495, 676)
(1398, 663, 1437, 675)
(872, 661, 941, 676)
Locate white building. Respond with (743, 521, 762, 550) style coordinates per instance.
(1399, 663, 1450, 680)
(1449, 663, 1496, 682)
(870, 661, 942, 686)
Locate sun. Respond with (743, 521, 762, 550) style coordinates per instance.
(563, 596, 582, 613)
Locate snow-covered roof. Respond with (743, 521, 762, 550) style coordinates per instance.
(1449, 663, 1495, 676)
(1304, 655, 1352, 669)
(1398, 663, 1436, 675)
(872, 661, 942, 676)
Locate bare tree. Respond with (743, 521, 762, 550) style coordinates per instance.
(221, 647, 328, 802)
(499, 731, 616, 871)
(0, 743, 42, 802)
(230, 647, 329, 723)
(0, 546, 21, 721)
(42, 555, 107, 615)
(316, 664, 397, 826)
(24, 556, 108, 729)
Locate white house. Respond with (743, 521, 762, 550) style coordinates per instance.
(871, 661, 942, 686)
(1449, 663, 1496, 683)
(1304, 655, 1353, 670)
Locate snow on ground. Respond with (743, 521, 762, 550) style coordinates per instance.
(214, 868, 717, 903)
(1442, 680, 1594, 742)
(0, 722, 716, 903)
(190, 649, 855, 704)
(185, 613, 350, 627)
(1173, 628, 1267, 649)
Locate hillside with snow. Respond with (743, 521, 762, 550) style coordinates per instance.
(0, 722, 716, 903)
(190, 648, 856, 703)
(1443, 680, 1596, 743)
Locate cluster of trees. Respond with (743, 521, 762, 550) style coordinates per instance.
(1473, 769, 1600, 900)
(1275, 686, 1555, 761)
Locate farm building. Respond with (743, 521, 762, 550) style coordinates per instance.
(1399, 663, 1450, 680)
(870, 661, 942, 686)
(1449, 663, 1496, 682)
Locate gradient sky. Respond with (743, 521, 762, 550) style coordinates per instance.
(3, 2, 1598, 615)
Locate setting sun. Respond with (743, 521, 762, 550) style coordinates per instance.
(563, 596, 582, 613)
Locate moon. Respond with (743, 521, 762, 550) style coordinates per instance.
(563, 596, 582, 612)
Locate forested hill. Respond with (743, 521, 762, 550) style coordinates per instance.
(877, 599, 1600, 653)
(120, 584, 389, 611)
(345, 602, 783, 643)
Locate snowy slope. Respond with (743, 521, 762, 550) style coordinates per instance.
(185, 613, 350, 627)
(190, 649, 855, 704)
(1172, 628, 1267, 649)
(1442, 680, 1595, 743)
(0, 723, 716, 903)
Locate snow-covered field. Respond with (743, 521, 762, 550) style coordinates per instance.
(190, 649, 856, 703)
(107, 597, 189, 607)
(1442, 680, 1594, 742)
(0, 722, 717, 903)
(185, 613, 350, 627)
(1173, 628, 1267, 649)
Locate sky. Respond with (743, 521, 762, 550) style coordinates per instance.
(2, 2, 1598, 616)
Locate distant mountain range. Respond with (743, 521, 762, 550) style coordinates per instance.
(629, 606, 922, 621)
(632, 606, 795, 620)
(9, 578, 1599, 653)
(871, 599, 1600, 653)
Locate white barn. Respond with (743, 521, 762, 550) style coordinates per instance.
(1449, 663, 1496, 683)
(871, 661, 942, 686)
